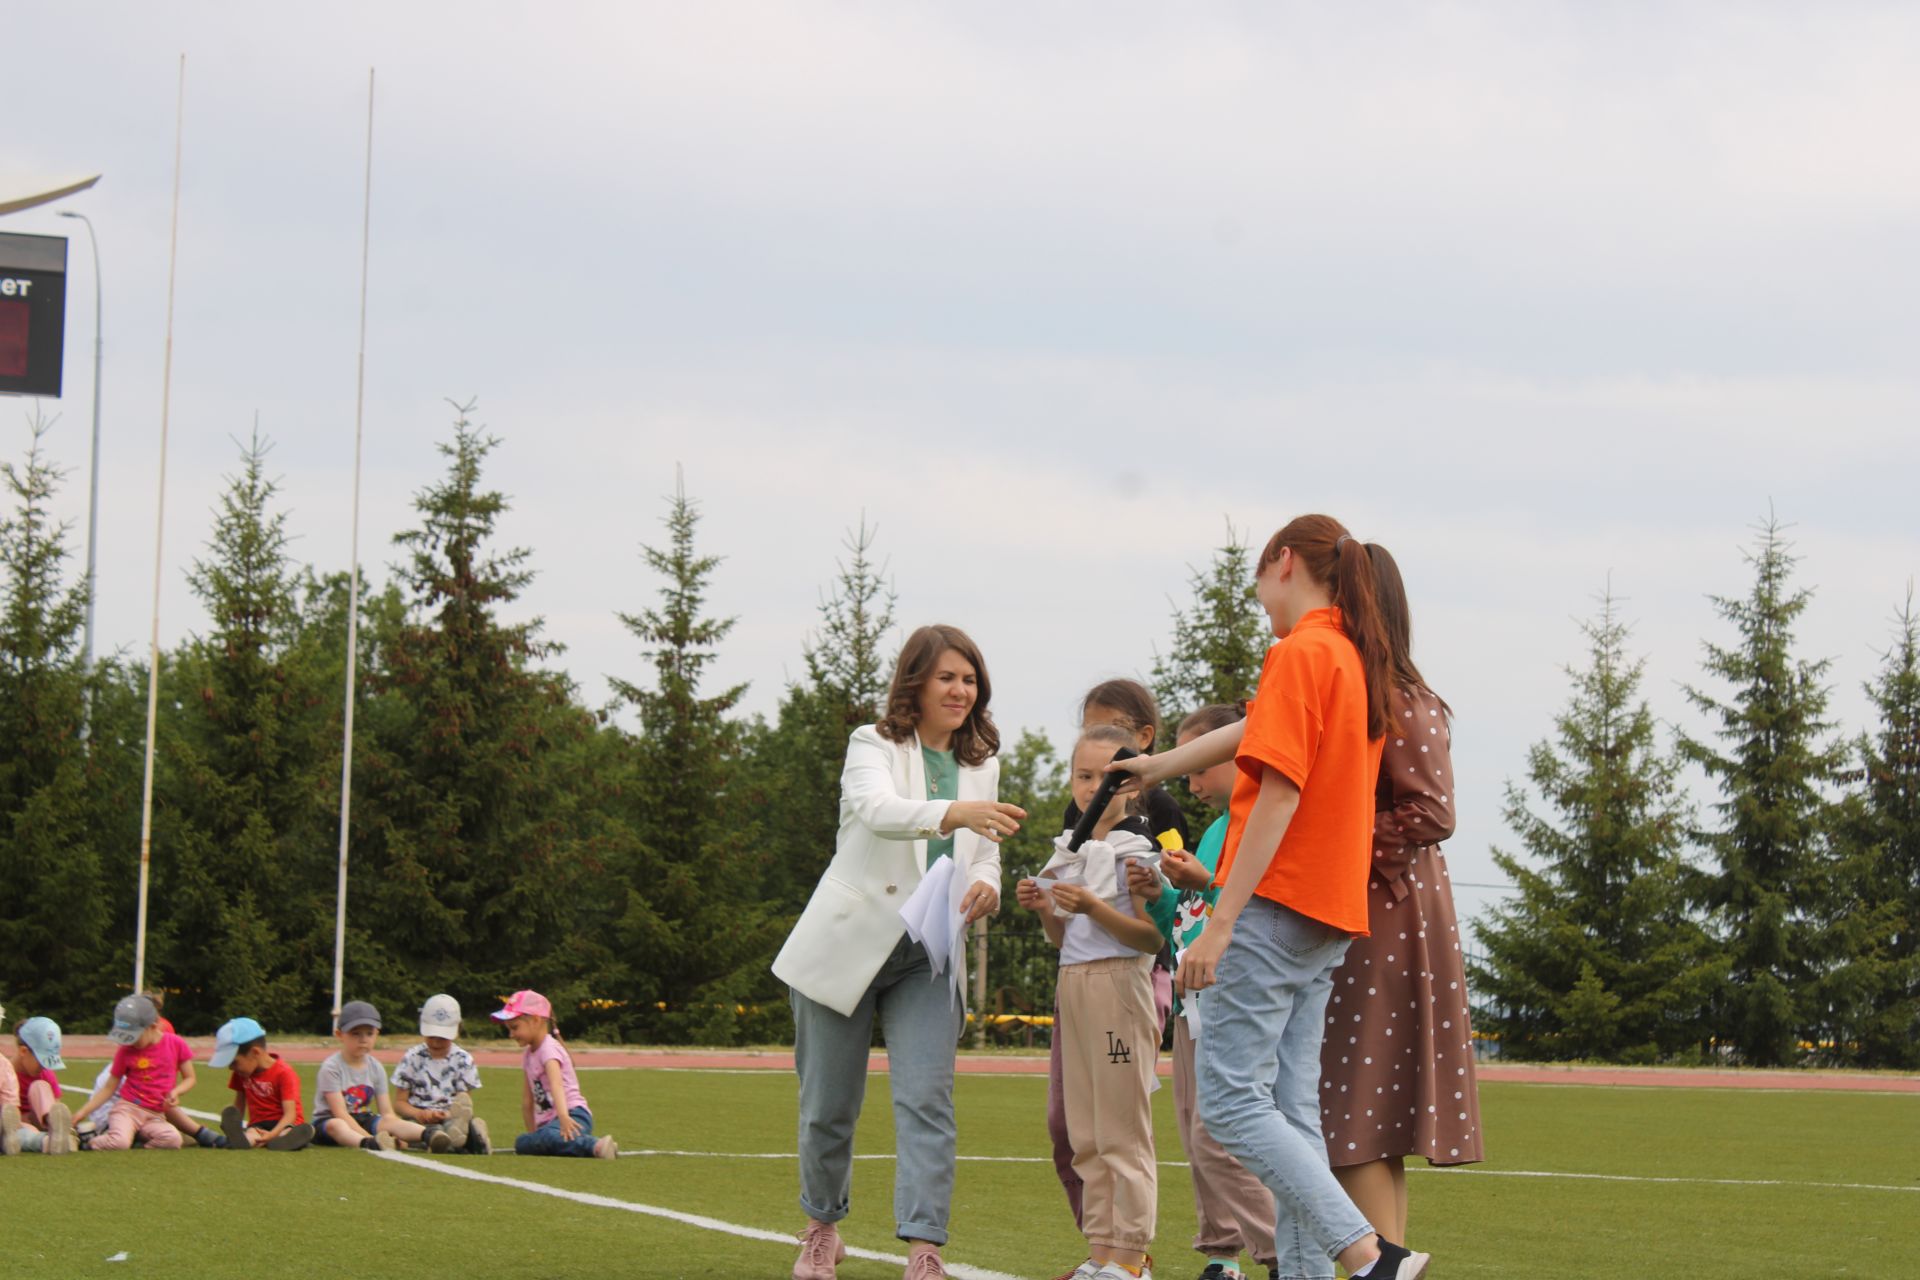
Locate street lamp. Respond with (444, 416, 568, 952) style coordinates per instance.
(57, 209, 103, 738)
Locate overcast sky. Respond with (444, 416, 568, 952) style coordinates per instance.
(7, 3, 1918, 932)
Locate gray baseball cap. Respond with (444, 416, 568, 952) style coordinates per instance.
(336, 1000, 382, 1032)
(108, 994, 158, 1046)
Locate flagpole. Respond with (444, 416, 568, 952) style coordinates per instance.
(331, 68, 375, 1027)
(133, 54, 186, 997)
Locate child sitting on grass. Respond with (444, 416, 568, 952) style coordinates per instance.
(2, 1012, 76, 1155)
(210, 1017, 314, 1151)
(72, 995, 210, 1150)
(392, 994, 489, 1155)
(493, 990, 615, 1159)
(312, 1000, 429, 1152)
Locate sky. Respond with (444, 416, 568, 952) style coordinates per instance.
(5, 3, 1918, 933)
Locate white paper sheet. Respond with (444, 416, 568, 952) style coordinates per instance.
(900, 857, 969, 1003)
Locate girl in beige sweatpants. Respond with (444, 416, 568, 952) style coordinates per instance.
(1018, 724, 1169, 1279)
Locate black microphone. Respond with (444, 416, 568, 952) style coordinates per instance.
(1066, 746, 1140, 852)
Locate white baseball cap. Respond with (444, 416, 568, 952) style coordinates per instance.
(419, 993, 461, 1040)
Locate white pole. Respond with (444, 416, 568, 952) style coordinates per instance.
(54, 210, 103, 743)
(331, 68, 375, 1026)
(134, 55, 186, 996)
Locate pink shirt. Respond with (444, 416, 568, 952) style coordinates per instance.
(110, 1032, 194, 1111)
(522, 1035, 588, 1125)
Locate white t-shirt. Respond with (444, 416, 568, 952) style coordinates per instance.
(1043, 825, 1158, 966)
(392, 1043, 482, 1111)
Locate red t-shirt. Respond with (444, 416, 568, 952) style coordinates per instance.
(1214, 607, 1384, 934)
(229, 1054, 304, 1127)
(110, 1032, 194, 1111)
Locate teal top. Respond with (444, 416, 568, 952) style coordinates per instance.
(922, 745, 958, 864)
(1145, 814, 1227, 1016)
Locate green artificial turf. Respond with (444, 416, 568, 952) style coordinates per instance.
(4, 1059, 1914, 1278)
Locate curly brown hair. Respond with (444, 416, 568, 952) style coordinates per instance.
(876, 624, 1000, 766)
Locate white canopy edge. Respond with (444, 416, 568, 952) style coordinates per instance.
(0, 174, 103, 217)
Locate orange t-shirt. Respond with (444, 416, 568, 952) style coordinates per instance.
(1213, 607, 1384, 934)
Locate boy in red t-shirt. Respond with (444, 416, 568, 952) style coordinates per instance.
(211, 1017, 313, 1152)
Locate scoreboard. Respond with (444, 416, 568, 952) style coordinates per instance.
(0, 232, 68, 398)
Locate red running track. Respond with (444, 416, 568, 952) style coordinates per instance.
(56, 1038, 1920, 1092)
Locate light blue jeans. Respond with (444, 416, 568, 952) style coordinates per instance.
(791, 935, 965, 1244)
(1196, 896, 1373, 1280)
(516, 1106, 597, 1157)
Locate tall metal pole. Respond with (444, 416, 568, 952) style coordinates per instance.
(134, 55, 186, 996)
(55, 210, 103, 742)
(332, 68, 375, 1026)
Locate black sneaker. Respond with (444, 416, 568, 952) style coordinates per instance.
(358, 1137, 381, 1151)
(1364, 1242, 1430, 1280)
(1195, 1265, 1245, 1280)
(465, 1117, 491, 1155)
(220, 1106, 250, 1150)
(266, 1122, 314, 1152)
(193, 1124, 225, 1149)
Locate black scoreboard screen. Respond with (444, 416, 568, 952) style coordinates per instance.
(0, 232, 68, 398)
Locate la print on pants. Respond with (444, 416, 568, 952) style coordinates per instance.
(1196, 896, 1374, 1280)
(791, 935, 964, 1245)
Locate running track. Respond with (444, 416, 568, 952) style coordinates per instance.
(59, 1038, 1920, 1092)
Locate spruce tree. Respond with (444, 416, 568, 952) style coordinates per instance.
(149, 433, 338, 1029)
(1472, 588, 1721, 1061)
(748, 517, 896, 912)
(1150, 521, 1270, 721)
(1823, 591, 1920, 1066)
(1679, 514, 1845, 1066)
(0, 412, 116, 1019)
(352, 402, 608, 1021)
(612, 469, 780, 1041)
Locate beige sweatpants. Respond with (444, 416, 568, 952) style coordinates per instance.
(1174, 1012, 1278, 1264)
(1057, 954, 1159, 1252)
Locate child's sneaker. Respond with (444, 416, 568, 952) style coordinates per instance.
(265, 1123, 314, 1152)
(1091, 1263, 1152, 1280)
(219, 1106, 249, 1150)
(192, 1124, 226, 1149)
(1358, 1243, 1429, 1279)
(1, 1103, 20, 1156)
(792, 1220, 847, 1280)
(1050, 1262, 1097, 1280)
(427, 1127, 453, 1154)
(904, 1248, 946, 1280)
(442, 1093, 473, 1149)
(1195, 1266, 1244, 1280)
(592, 1135, 618, 1159)
(465, 1117, 491, 1155)
(372, 1131, 399, 1152)
(44, 1103, 74, 1156)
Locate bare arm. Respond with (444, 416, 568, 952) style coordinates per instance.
(520, 1076, 535, 1134)
(1110, 719, 1247, 790)
(1078, 890, 1166, 955)
(544, 1060, 580, 1141)
(72, 1073, 122, 1124)
(169, 1061, 196, 1107)
(1176, 766, 1301, 992)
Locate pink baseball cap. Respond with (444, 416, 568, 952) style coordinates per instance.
(490, 990, 553, 1021)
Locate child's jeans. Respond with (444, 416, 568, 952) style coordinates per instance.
(91, 1103, 184, 1151)
(516, 1106, 597, 1157)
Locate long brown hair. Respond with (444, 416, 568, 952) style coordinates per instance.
(877, 624, 1000, 766)
(1258, 514, 1391, 739)
(1366, 543, 1452, 717)
(1080, 678, 1161, 751)
(1177, 701, 1247, 738)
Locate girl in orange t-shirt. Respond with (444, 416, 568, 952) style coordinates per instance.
(1115, 514, 1433, 1280)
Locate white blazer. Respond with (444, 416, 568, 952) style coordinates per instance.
(772, 723, 1003, 1016)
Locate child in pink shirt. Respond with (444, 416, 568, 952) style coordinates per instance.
(72, 995, 194, 1150)
(2, 1016, 75, 1155)
(492, 990, 615, 1159)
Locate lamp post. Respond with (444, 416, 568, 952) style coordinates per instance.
(56, 209, 102, 740)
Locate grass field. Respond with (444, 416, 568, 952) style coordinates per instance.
(5, 1057, 1916, 1279)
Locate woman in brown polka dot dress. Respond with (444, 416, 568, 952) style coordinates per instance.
(1318, 544, 1483, 1246)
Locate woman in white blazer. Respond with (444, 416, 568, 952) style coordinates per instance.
(774, 624, 1027, 1280)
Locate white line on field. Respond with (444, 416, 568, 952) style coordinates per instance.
(619, 1148, 1920, 1195)
(371, 1149, 1029, 1280)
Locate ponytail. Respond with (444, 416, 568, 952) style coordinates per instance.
(1258, 515, 1392, 740)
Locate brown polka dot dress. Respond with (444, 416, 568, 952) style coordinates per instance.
(1319, 686, 1484, 1168)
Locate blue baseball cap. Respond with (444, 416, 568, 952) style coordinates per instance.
(208, 1016, 267, 1069)
(15, 1016, 64, 1070)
